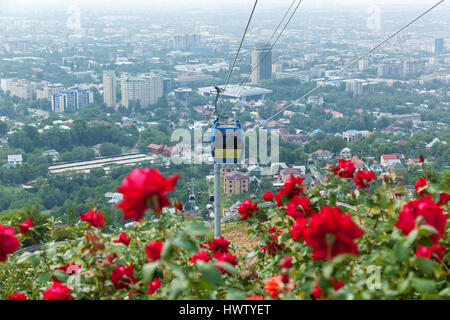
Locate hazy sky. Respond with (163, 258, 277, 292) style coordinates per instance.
(1, 0, 448, 10)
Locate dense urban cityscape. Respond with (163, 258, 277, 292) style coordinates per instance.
(0, 0, 449, 303)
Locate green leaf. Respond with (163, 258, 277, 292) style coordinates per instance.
(142, 262, 159, 284)
(323, 264, 334, 279)
(318, 277, 332, 290)
(168, 279, 188, 300)
(418, 225, 438, 238)
(393, 242, 409, 261)
(280, 232, 291, 242)
(46, 246, 57, 259)
(416, 257, 434, 275)
(39, 272, 52, 284)
(199, 262, 222, 285)
(405, 229, 419, 247)
(412, 278, 436, 293)
(185, 221, 209, 236)
(398, 279, 410, 293)
(31, 253, 41, 267)
(161, 240, 172, 260)
(215, 262, 238, 275)
(53, 269, 68, 283)
(438, 287, 450, 297)
(17, 252, 32, 264)
(173, 237, 197, 251)
(226, 290, 246, 300)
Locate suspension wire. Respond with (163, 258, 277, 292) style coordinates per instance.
(258, 0, 446, 127)
(233, 0, 303, 101)
(214, 0, 259, 118)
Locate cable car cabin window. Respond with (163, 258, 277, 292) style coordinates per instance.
(211, 121, 244, 164)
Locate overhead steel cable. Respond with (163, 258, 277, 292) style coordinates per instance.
(258, 0, 446, 127)
(233, 0, 303, 102)
(215, 0, 258, 118)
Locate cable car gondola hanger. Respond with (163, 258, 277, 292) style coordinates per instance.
(210, 86, 244, 165)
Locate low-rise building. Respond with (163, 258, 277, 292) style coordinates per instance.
(342, 130, 370, 143)
(42, 149, 60, 162)
(280, 167, 303, 181)
(7, 154, 23, 166)
(380, 153, 403, 167)
(147, 144, 176, 157)
(224, 171, 250, 196)
(339, 147, 352, 159)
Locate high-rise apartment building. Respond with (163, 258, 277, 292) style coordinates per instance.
(251, 43, 272, 84)
(10, 80, 35, 100)
(434, 38, 444, 53)
(103, 70, 117, 107)
(345, 79, 364, 96)
(36, 83, 64, 100)
(121, 74, 163, 108)
(173, 34, 201, 51)
(51, 89, 93, 113)
(0, 79, 12, 93)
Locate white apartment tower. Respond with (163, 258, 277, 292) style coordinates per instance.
(103, 70, 117, 107)
(121, 74, 163, 108)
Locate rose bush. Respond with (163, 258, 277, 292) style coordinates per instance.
(0, 164, 448, 300)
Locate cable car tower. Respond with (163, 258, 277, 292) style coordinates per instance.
(210, 86, 244, 237)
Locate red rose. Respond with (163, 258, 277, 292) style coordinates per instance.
(214, 252, 238, 274)
(247, 295, 265, 300)
(261, 227, 284, 255)
(0, 224, 20, 262)
(18, 217, 33, 234)
(8, 292, 28, 300)
(264, 275, 294, 299)
(53, 262, 81, 279)
(331, 278, 345, 291)
(176, 202, 183, 211)
(290, 218, 307, 241)
(311, 284, 322, 299)
(262, 190, 274, 202)
(238, 200, 259, 220)
(282, 175, 305, 198)
(286, 196, 311, 220)
(331, 158, 355, 178)
(280, 256, 292, 269)
(438, 193, 450, 206)
(419, 155, 425, 163)
(353, 170, 375, 189)
(311, 278, 344, 299)
(395, 195, 447, 242)
(145, 240, 163, 262)
(114, 232, 131, 246)
(147, 278, 161, 295)
(202, 237, 229, 253)
(80, 209, 104, 228)
(189, 250, 212, 263)
(414, 178, 427, 197)
(303, 206, 364, 260)
(274, 190, 286, 207)
(42, 281, 73, 300)
(117, 168, 179, 221)
(110, 265, 137, 290)
(416, 244, 447, 263)
(107, 253, 118, 265)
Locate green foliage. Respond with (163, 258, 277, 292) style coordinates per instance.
(0, 167, 448, 300)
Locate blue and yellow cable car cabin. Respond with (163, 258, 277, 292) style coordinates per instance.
(210, 120, 244, 164)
